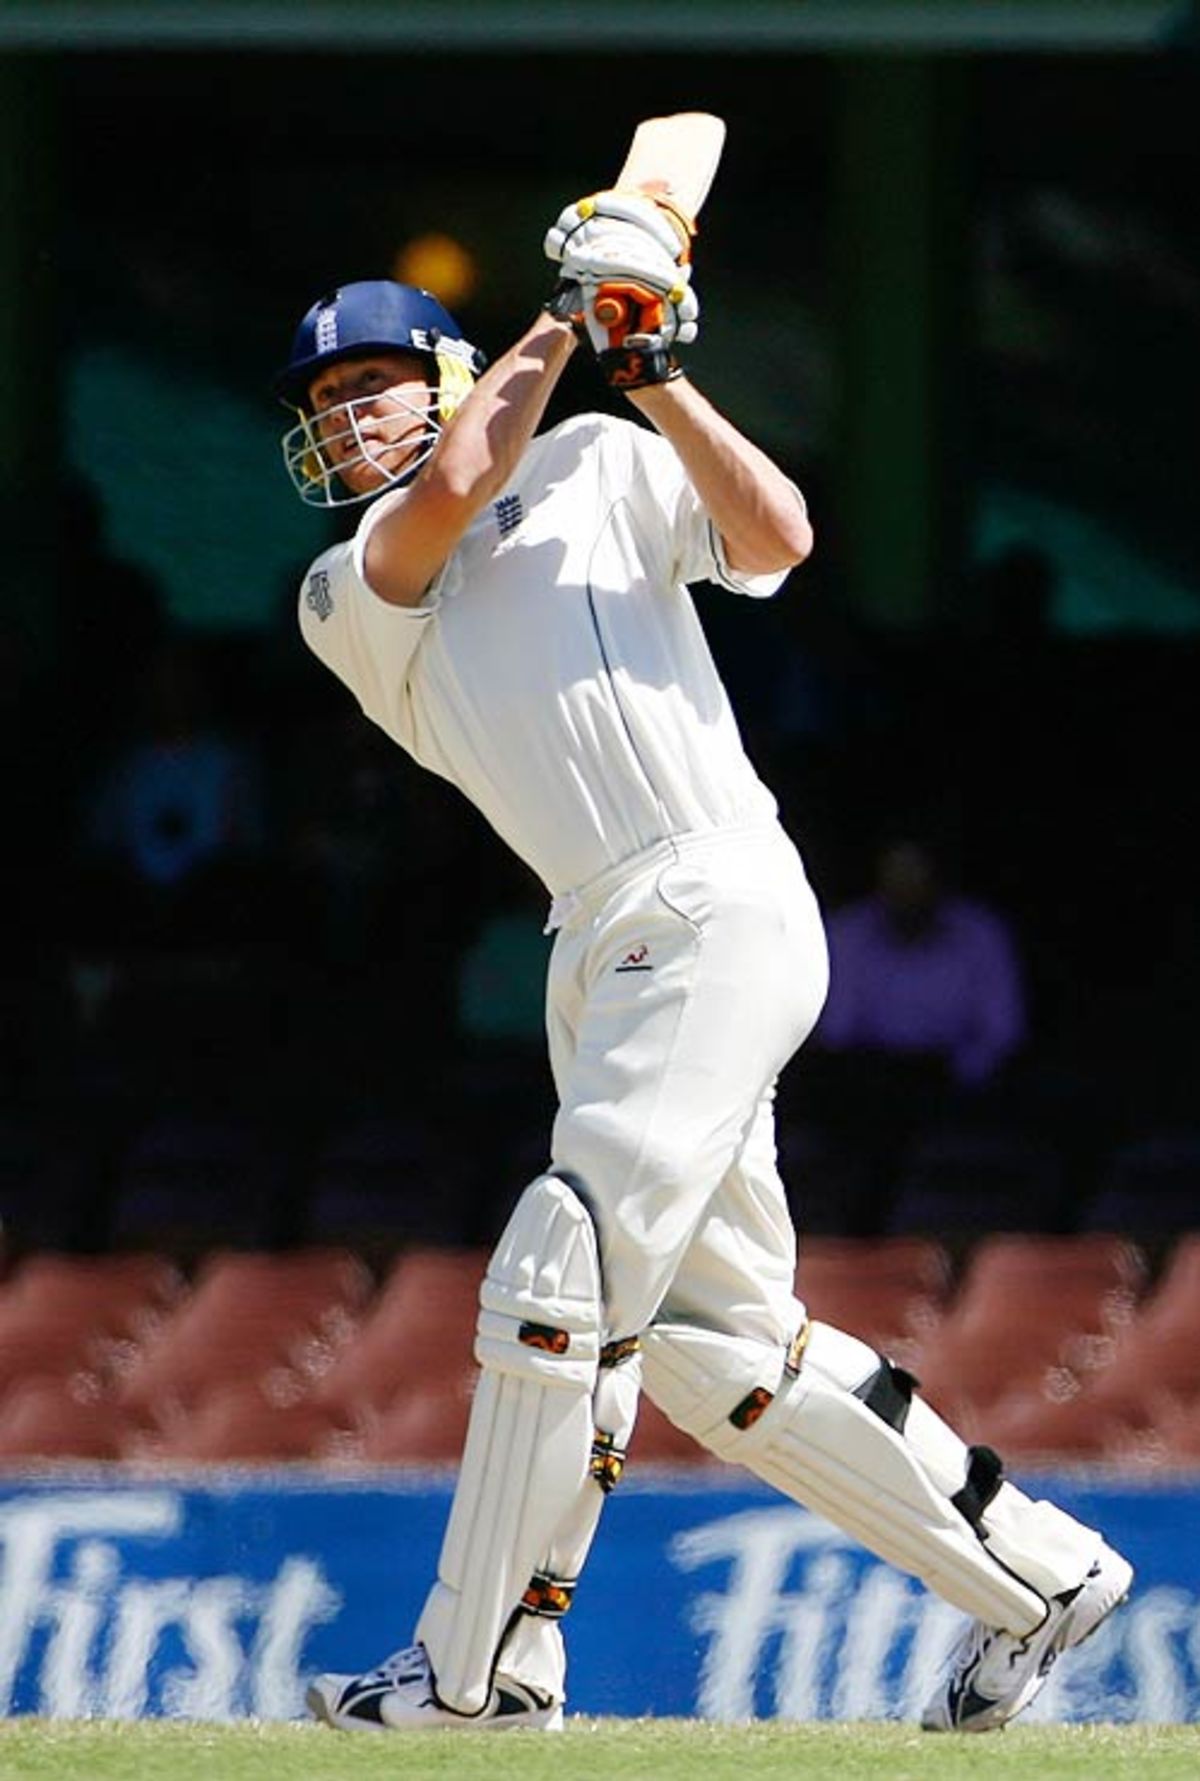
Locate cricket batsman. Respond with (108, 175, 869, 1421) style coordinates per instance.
(273, 165, 1132, 1735)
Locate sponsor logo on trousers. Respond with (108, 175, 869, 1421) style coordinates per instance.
(0, 1492, 339, 1719)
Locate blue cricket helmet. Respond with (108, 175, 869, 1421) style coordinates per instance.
(274, 279, 485, 410)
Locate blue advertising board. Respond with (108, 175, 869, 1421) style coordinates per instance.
(0, 1468, 1197, 1722)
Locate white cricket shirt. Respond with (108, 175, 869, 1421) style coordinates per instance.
(298, 412, 792, 896)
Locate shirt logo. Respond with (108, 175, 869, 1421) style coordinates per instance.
(615, 943, 652, 974)
(494, 493, 524, 539)
(305, 569, 333, 622)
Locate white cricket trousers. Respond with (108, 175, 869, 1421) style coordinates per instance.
(546, 821, 829, 1345)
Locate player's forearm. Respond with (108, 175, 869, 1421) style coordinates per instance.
(423, 312, 577, 509)
(364, 313, 576, 606)
(628, 376, 812, 576)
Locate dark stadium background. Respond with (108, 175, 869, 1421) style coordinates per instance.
(1, 2, 1196, 1259)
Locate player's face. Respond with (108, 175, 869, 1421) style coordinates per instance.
(306, 351, 435, 495)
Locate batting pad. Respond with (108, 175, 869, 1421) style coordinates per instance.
(643, 1319, 1099, 1634)
(417, 1174, 602, 1715)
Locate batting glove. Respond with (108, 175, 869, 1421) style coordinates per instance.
(545, 277, 696, 389)
(544, 190, 692, 269)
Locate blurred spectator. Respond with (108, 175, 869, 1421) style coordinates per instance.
(283, 711, 414, 966)
(76, 634, 266, 954)
(816, 836, 1027, 1092)
(85, 636, 263, 893)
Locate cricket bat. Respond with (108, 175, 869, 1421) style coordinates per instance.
(613, 111, 727, 229)
(591, 112, 726, 333)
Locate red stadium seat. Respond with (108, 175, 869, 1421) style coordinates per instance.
(797, 1236, 951, 1361)
(0, 1375, 138, 1462)
(136, 1381, 348, 1463)
(629, 1395, 708, 1465)
(910, 1233, 1147, 1420)
(0, 1252, 184, 1396)
(312, 1247, 489, 1419)
(951, 1235, 1197, 1460)
(116, 1248, 373, 1417)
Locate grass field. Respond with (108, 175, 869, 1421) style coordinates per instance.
(0, 1719, 1197, 1781)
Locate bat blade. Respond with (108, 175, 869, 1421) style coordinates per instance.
(614, 112, 726, 225)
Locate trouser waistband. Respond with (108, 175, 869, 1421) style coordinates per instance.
(544, 823, 783, 933)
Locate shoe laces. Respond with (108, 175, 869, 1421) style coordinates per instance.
(365, 1644, 429, 1688)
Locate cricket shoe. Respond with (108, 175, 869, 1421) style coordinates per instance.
(921, 1541, 1134, 1733)
(306, 1641, 564, 1732)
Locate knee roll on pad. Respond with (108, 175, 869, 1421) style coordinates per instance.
(644, 1318, 1098, 1634)
(418, 1174, 602, 1715)
(474, 1168, 603, 1387)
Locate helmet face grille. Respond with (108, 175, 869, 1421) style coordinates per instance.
(281, 384, 443, 509)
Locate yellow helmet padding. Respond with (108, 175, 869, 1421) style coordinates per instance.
(437, 348, 477, 423)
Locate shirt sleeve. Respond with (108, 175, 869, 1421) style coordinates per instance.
(296, 495, 443, 732)
(624, 421, 800, 601)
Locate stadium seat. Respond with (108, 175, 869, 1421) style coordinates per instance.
(958, 1234, 1200, 1458)
(629, 1395, 708, 1465)
(0, 1375, 138, 1461)
(909, 1233, 1146, 1420)
(1067, 1233, 1200, 1419)
(0, 1252, 184, 1397)
(796, 1235, 951, 1361)
(7, 1249, 183, 1315)
(115, 1248, 371, 1417)
(978, 1383, 1138, 1462)
(945, 1232, 1148, 1293)
(312, 1246, 490, 1421)
(189, 1246, 374, 1314)
(1151, 1396, 1200, 1466)
(358, 1376, 477, 1463)
(134, 1381, 349, 1463)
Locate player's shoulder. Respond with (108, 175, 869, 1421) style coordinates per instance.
(295, 532, 360, 631)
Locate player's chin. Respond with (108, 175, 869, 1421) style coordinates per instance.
(340, 448, 415, 494)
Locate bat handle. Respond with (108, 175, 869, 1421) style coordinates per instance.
(593, 291, 628, 329)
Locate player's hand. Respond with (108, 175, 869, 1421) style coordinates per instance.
(588, 276, 699, 352)
(544, 190, 691, 270)
(555, 219, 692, 323)
(545, 276, 698, 390)
(545, 272, 698, 353)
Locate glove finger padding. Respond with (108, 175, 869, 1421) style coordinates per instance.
(557, 221, 692, 308)
(544, 190, 692, 267)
